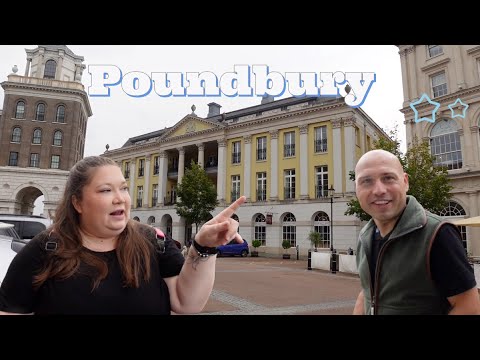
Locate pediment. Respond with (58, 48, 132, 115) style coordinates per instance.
(160, 115, 223, 140)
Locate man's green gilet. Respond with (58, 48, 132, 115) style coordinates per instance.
(356, 195, 452, 315)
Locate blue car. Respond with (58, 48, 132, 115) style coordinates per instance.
(217, 239, 249, 257)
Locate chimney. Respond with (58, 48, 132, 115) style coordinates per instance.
(261, 95, 275, 104)
(207, 102, 222, 117)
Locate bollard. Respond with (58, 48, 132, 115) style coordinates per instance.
(307, 249, 312, 270)
(330, 249, 337, 274)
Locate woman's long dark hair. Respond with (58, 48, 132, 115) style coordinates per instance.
(33, 156, 154, 290)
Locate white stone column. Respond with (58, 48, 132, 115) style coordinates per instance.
(197, 143, 204, 168)
(299, 125, 309, 199)
(243, 135, 251, 202)
(454, 45, 466, 89)
(399, 47, 410, 102)
(217, 139, 227, 201)
(158, 151, 168, 205)
(56, 53, 64, 80)
(467, 191, 478, 253)
(25, 57, 32, 77)
(269, 130, 278, 201)
(458, 129, 467, 168)
(344, 117, 356, 194)
(129, 159, 136, 201)
(405, 46, 417, 100)
(332, 119, 343, 193)
(38, 48, 45, 78)
(143, 156, 150, 207)
(470, 126, 479, 165)
(177, 147, 185, 184)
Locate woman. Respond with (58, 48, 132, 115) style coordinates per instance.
(0, 156, 245, 315)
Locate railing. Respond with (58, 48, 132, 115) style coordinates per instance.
(231, 190, 240, 202)
(284, 144, 295, 157)
(153, 166, 159, 175)
(138, 168, 144, 177)
(152, 197, 157, 206)
(164, 196, 177, 205)
(284, 187, 295, 199)
(232, 152, 241, 164)
(256, 148, 266, 161)
(136, 199, 143, 207)
(256, 188, 267, 201)
(314, 139, 328, 153)
(7, 74, 85, 91)
(315, 184, 329, 198)
(124, 170, 130, 179)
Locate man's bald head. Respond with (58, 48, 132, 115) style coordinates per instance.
(355, 149, 403, 178)
(354, 149, 409, 235)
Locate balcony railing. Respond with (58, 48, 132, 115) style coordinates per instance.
(284, 187, 295, 199)
(232, 152, 241, 164)
(153, 165, 159, 175)
(284, 144, 295, 157)
(256, 188, 267, 201)
(124, 170, 130, 179)
(256, 148, 267, 161)
(314, 138, 328, 153)
(138, 168, 144, 177)
(164, 196, 177, 205)
(152, 197, 157, 206)
(315, 184, 329, 198)
(231, 190, 240, 202)
(136, 199, 143, 207)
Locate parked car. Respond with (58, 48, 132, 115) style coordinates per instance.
(0, 222, 24, 284)
(0, 214, 52, 242)
(216, 238, 249, 257)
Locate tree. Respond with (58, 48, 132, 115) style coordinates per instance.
(345, 128, 452, 221)
(308, 230, 322, 250)
(175, 161, 219, 234)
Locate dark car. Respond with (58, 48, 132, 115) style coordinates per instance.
(216, 239, 249, 257)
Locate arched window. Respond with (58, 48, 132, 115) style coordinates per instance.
(254, 214, 266, 246)
(44, 60, 56, 79)
(231, 214, 239, 232)
(438, 201, 467, 250)
(35, 103, 45, 121)
(313, 212, 331, 249)
(53, 130, 63, 146)
(15, 101, 25, 119)
(147, 216, 155, 225)
(11, 127, 21, 142)
(282, 213, 296, 247)
(32, 129, 42, 144)
(133, 216, 140, 222)
(430, 119, 462, 170)
(56, 105, 65, 123)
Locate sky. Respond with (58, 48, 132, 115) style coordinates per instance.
(0, 45, 407, 158)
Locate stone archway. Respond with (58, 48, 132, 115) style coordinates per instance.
(13, 186, 44, 215)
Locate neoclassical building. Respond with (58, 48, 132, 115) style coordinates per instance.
(398, 45, 480, 256)
(104, 95, 389, 257)
(0, 45, 92, 216)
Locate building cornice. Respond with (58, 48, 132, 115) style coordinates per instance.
(400, 85, 480, 114)
(1, 81, 92, 116)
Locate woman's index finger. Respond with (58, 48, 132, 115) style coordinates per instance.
(218, 196, 246, 218)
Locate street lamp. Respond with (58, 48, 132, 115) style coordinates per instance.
(328, 185, 335, 252)
(328, 185, 336, 274)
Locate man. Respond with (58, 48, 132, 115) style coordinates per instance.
(352, 149, 480, 315)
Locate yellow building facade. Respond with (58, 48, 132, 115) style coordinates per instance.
(104, 96, 388, 257)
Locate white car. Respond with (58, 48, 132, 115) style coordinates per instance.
(0, 222, 23, 284)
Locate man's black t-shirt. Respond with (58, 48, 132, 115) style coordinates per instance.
(370, 223, 476, 298)
(0, 228, 185, 314)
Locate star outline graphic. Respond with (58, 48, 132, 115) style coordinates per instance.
(409, 93, 441, 123)
(448, 98, 469, 119)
